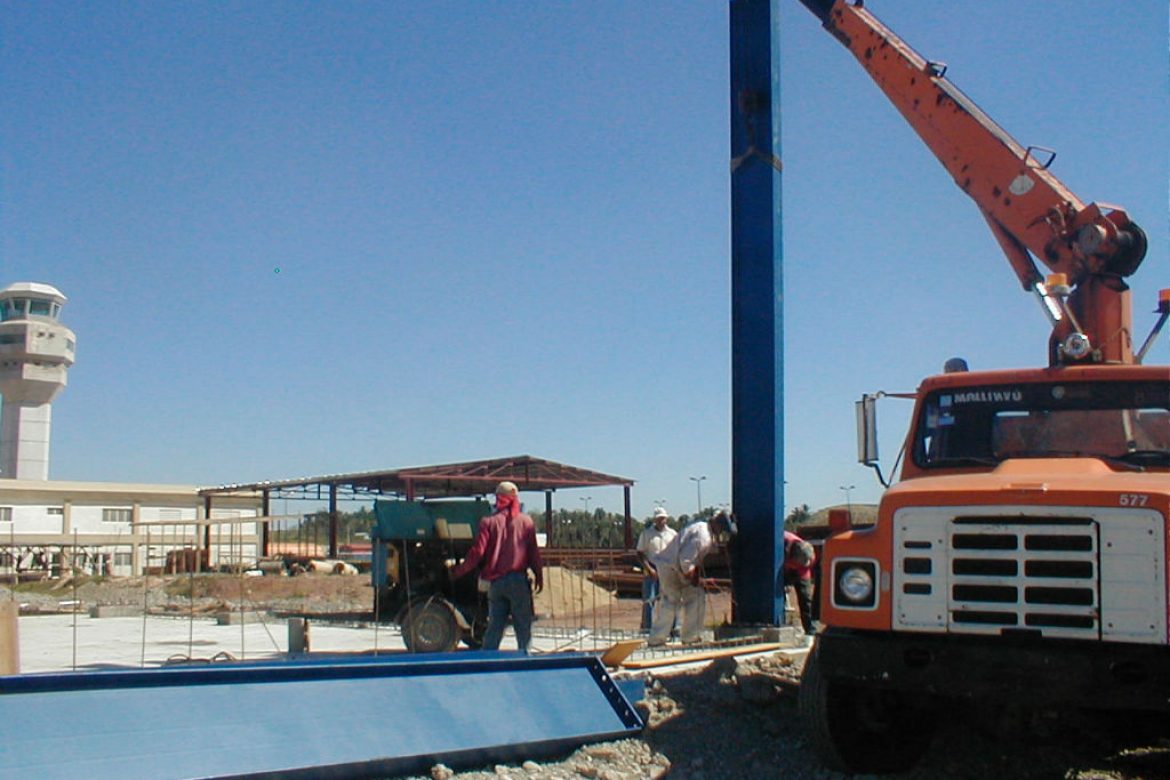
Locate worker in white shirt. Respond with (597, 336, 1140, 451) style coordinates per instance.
(636, 507, 678, 630)
(647, 510, 736, 646)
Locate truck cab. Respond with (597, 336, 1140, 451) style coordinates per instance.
(802, 364, 1170, 772)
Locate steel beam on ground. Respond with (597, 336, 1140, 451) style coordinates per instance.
(0, 652, 642, 780)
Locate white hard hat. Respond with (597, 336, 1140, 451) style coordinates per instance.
(652, 507, 670, 519)
(495, 481, 519, 496)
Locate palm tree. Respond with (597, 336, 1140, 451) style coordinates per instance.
(784, 503, 811, 530)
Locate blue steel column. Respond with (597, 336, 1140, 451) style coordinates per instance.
(729, 0, 784, 625)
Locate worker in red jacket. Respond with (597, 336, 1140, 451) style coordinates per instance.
(450, 481, 544, 653)
(783, 529, 817, 637)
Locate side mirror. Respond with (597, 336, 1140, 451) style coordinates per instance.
(856, 394, 879, 466)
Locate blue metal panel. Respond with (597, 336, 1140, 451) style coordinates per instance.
(0, 653, 642, 779)
(729, 0, 785, 625)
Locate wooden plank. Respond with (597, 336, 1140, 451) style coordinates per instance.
(621, 642, 783, 669)
(599, 639, 643, 668)
(0, 602, 18, 675)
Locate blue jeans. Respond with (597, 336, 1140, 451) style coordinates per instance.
(641, 576, 658, 630)
(484, 571, 534, 652)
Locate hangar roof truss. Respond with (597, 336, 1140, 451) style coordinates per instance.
(198, 455, 634, 502)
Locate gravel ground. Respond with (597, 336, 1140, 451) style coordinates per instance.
(7, 577, 1168, 779)
(409, 652, 1170, 780)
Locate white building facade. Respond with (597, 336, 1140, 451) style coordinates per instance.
(0, 480, 262, 578)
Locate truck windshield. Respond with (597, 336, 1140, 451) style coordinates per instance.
(913, 380, 1170, 469)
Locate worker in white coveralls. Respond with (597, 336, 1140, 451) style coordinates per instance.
(636, 507, 678, 630)
(647, 510, 736, 646)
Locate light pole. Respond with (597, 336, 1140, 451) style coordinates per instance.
(839, 484, 855, 516)
(689, 476, 707, 514)
(580, 495, 592, 515)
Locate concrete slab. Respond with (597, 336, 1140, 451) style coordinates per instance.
(16, 613, 411, 673)
(14, 611, 804, 676)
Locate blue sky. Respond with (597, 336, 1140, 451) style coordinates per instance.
(1, 1, 1166, 519)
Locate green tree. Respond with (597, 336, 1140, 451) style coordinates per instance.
(785, 503, 811, 530)
(271, 506, 376, 549)
(545, 508, 628, 548)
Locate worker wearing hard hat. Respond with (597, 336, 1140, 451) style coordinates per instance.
(636, 507, 678, 630)
(449, 481, 544, 653)
(646, 510, 737, 646)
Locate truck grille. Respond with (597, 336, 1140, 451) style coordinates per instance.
(949, 518, 1096, 633)
(892, 506, 1166, 643)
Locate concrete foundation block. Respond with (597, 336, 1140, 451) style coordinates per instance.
(713, 624, 766, 641)
(89, 605, 140, 618)
(215, 610, 269, 625)
(761, 625, 800, 645)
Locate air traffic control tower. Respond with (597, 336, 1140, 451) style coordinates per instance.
(0, 283, 75, 480)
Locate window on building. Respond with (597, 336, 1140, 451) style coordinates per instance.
(47, 507, 63, 515)
(114, 552, 132, 567)
(102, 508, 132, 524)
(0, 507, 11, 522)
(1, 299, 27, 320)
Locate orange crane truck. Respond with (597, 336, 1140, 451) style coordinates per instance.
(793, 1, 1170, 772)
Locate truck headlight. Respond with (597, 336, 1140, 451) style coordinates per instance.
(839, 567, 873, 601)
(833, 560, 877, 609)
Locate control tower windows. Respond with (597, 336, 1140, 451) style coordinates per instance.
(0, 299, 61, 321)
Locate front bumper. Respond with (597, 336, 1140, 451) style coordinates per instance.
(816, 628, 1170, 711)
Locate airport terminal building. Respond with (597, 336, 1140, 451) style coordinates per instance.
(0, 479, 261, 578)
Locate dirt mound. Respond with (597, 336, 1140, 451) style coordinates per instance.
(3, 574, 374, 616)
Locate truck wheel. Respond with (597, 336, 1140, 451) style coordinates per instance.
(401, 600, 459, 653)
(799, 643, 936, 773)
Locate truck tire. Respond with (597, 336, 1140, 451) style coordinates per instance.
(401, 599, 459, 653)
(799, 642, 936, 773)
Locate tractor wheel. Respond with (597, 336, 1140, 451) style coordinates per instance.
(401, 600, 459, 653)
(799, 643, 936, 773)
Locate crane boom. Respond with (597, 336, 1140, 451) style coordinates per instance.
(801, 0, 1149, 364)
